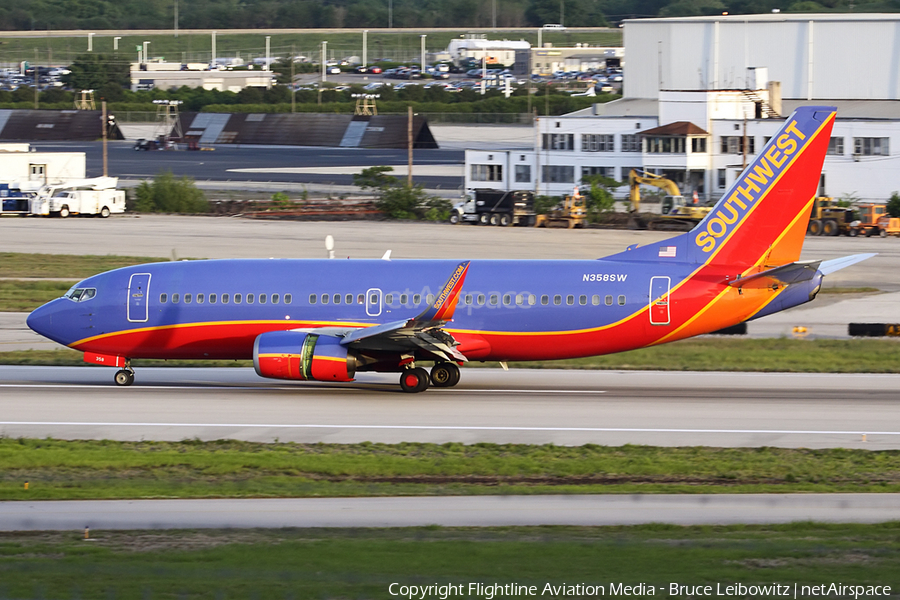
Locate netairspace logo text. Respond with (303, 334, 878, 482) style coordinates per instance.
(387, 582, 893, 600)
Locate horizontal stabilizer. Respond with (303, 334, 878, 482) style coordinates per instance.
(727, 261, 821, 289)
(819, 253, 877, 275)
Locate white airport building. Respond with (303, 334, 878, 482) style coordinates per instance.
(465, 14, 900, 202)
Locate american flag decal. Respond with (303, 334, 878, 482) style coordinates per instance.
(658, 246, 677, 258)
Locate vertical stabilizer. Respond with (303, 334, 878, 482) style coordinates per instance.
(688, 106, 836, 267)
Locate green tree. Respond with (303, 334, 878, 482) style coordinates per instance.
(582, 174, 621, 222)
(887, 192, 900, 218)
(132, 171, 209, 213)
(63, 54, 129, 93)
(353, 166, 450, 221)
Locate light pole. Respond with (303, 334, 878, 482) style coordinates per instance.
(114, 36, 121, 51)
(363, 30, 368, 68)
(388, 0, 393, 28)
(88, 33, 94, 52)
(420, 35, 426, 75)
(211, 31, 217, 67)
(143, 41, 150, 63)
(321, 41, 327, 83)
(265, 35, 271, 71)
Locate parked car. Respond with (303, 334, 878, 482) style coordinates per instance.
(327, 66, 341, 74)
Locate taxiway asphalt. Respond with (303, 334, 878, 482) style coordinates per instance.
(1, 366, 898, 449)
(4, 494, 899, 530)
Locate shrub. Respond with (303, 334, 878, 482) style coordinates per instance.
(354, 166, 449, 221)
(132, 171, 209, 213)
(887, 192, 900, 218)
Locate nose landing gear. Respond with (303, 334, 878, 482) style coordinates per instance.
(114, 359, 135, 386)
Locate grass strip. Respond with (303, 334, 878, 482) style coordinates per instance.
(2, 439, 900, 500)
(4, 337, 900, 372)
(0, 280, 76, 312)
(0, 523, 897, 596)
(0, 252, 165, 279)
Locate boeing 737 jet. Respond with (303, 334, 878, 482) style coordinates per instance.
(27, 106, 872, 392)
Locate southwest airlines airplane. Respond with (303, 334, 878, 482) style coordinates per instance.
(28, 106, 872, 392)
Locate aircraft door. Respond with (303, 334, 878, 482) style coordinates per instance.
(127, 273, 151, 323)
(366, 288, 382, 317)
(649, 276, 671, 325)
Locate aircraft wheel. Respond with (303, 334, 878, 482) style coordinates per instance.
(100, 206, 111, 218)
(114, 369, 135, 387)
(400, 368, 430, 393)
(431, 362, 460, 387)
(499, 214, 511, 227)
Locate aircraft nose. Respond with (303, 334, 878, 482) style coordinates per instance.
(26, 302, 54, 338)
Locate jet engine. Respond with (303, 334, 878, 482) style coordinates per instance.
(253, 331, 357, 382)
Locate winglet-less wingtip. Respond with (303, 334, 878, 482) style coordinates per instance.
(415, 261, 470, 323)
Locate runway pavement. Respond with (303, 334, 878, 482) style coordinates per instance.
(1, 366, 898, 449)
(3, 494, 899, 530)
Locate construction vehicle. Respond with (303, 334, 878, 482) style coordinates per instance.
(450, 189, 536, 226)
(878, 216, 900, 236)
(807, 198, 886, 237)
(627, 169, 711, 231)
(534, 189, 587, 228)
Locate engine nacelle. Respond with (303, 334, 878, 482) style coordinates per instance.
(253, 331, 356, 382)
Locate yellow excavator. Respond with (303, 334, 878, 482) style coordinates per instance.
(628, 169, 711, 231)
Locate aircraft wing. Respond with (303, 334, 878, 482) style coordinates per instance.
(337, 261, 471, 362)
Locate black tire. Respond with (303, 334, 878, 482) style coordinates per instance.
(114, 370, 134, 386)
(849, 228, 859, 237)
(880, 229, 887, 238)
(490, 213, 500, 226)
(431, 362, 460, 388)
(399, 368, 429, 393)
(499, 213, 511, 227)
(479, 213, 490, 225)
(807, 220, 823, 236)
(59, 205, 70, 218)
(823, 219, 839, 236)
(448, 212, 460, 225)
(100, 206, 111, 218)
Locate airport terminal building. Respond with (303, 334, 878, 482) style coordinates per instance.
(465, 14, 900, 202)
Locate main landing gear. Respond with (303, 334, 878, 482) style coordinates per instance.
(114, 359, 135, 386)
(398, 362, 461, 393)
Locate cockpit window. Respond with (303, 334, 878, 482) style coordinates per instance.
(64, 287, 97, 302)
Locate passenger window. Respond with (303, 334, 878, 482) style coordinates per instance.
(271, 294, 279, 304)
(321, 294, 329, 305)
(618, 295, 626, 306)
(426, 294, 435, 305)
(197, 293, 204, 304)
(465, 294, 472, 305)
(357, 294, 364, 304)
(332, 294, 340, 304)
(605, 295, 613, 306)
(385, 294, 393, 305)
(566, 295, 574, 305)
(413, 294, 421, 305)
(210, 294, 217, 304)
(345, 294, 353, 304)
(222, 293, 229, 304)
(400, 294, 408, 304)
(234, 293, 242, 304)
(592, 295, 600, 305)
(259, 294, 267, 304)
(503, 294, 511, 306)
(515, 294, 523, 305)
(579, 295, 587, 305)
(541, 295, 549, 305)
(172, 293, 180, 303)
(477, 294, 485, 305)
(185, 293, 192, 304)
(490, 294, 499, 306)
(284, 294, 292, 304)
(247, 294, 255, 304)
(528, 294, 536, 305)
(160, 293, 168, 303)
(554, 295, 561, 305)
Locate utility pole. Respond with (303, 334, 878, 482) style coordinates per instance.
(33, 53, 38, 109)
(174, 0, 179, 37)
(102, 100, 108, 177)
(363, 30, 368, 68)
(407, 105, 413, 188)
(321, 41, 327, 83)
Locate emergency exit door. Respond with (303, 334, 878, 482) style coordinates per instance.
(127, 273, 151, 323)
(649, 276, 671, 325)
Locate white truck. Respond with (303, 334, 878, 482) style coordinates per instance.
(33, 177, 126, 218)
